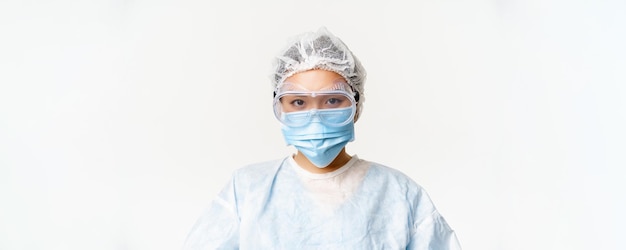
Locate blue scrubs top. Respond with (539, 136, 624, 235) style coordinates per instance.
(184, 155, 461, 250)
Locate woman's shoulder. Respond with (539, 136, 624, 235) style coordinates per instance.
(358, 158, 424, 189)
(358, 158, 440, 218)
(230, 157, 288, 184)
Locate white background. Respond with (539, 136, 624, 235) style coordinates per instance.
(1, 0, 625, 249)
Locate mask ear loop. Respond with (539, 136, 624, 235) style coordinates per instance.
(350, 85, 360, 102)
(349, 85, 360, 122)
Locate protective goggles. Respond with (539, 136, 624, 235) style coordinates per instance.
(273, 82, 358, 127)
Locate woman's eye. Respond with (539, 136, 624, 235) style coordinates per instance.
(291, 99, 305, 106)
(326, 98, 342, 105)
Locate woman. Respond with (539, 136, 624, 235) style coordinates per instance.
(184, 27, 461, 249)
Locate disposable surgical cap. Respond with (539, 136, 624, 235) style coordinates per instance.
(272, 27, 367, 120)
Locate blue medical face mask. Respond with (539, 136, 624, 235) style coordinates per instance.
(281, 107, 355, 168)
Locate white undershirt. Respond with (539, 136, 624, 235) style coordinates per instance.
(288, 155, 371, 212)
